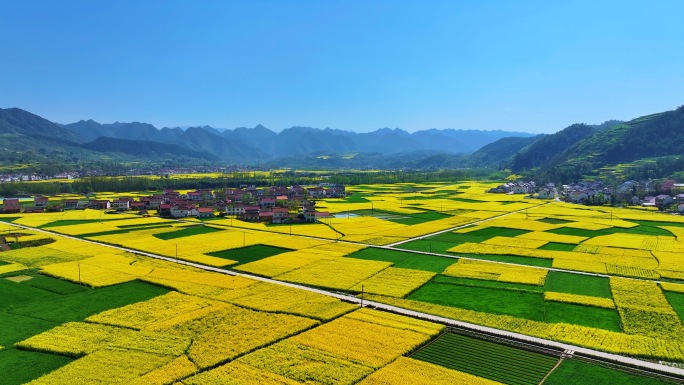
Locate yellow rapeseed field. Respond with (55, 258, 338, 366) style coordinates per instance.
(17, 322, 191, 357)
(46, 216, 173, 236)
(358, 357, 504, 385)
(544, 292, 615, 309)
(40, 253, 152, 287)
(583, 233, 663, 250)
(289, 309, 440, 368)
(236, 340, 374, 385)
(483, 236, 548, 249)
(661, 282, 684, 293)
(163, 304, 318, 369)
(86, 291, 229, 331)
(0, 262, 27, 275)
(345, 308, 444, 336)
(653, 250, 684, 280)
(27, 349, 174, 385)
(10, 209, 137, 228)
(217, 281, 356, 321)
(275, 258, 393, 291)
(183, 361, 303, 385)
(610, 277, 683, 337)
(234, 249, 335, 277)
(443, 259, 548, 286)
(350, 267, 435, 298)
(129, 355, 197, 385)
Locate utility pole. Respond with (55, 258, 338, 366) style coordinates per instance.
(175, 244, 178, 259)
(361, 284, 364, 308)
(78, 263, 81, 286)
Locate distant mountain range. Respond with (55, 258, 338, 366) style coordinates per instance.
(0, 107, 534, 163)
(64, 119, 536, 158)
(2, 105, 683, 183)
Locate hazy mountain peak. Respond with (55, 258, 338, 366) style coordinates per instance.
(372, 127, 410, 136)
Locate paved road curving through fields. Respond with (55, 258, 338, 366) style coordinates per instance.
(5, 220, 684, 379)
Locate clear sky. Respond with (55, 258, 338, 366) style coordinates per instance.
(1, 1, 682, 134)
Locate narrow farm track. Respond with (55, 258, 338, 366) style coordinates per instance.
(5, 221, 684, 379)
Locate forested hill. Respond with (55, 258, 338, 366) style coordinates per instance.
(507, 121, 623, 173)
(563, 108, 684, 165)
(521, 106, 684, 181)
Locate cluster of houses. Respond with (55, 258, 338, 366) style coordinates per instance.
(0, 184, 346, 223)
(489, 180, 684, 212)
(488, 181, 559, 199)
(0, 172, 78, 183)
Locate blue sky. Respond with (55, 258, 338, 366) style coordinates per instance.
(1, 1, 682, 133)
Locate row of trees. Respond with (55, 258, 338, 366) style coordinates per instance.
(0, 169, 477, 196)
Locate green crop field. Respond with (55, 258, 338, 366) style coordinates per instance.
(544, 359, 673, 385)
(432, 275, 544, 293)
(209, 244, 292, 265)
(409, 280, 545, 321)
(346, 248, 457, 273)
(0, 278, 59, 309)
(0, 349, 73, 385)
(545, 271, 612, 298)
(3, 278, 169, 323)
(539, 242, 577, 251)
(664, 291, 684, 322)
(398, 239, 554, 267)
(548, 223, 677, 238)
(538, 218, 572, 224)
(79, 224, 173, 238)
(1, 312, 58, 348)
(544, 301, 622, 332)
(152, 225, 223, 240)
(39, 219, 106, 228)
(412, 332, 559, 385)
(20, 273, 88, 295)
(397, 227, 530, 253)
(0, 275, 170, 384)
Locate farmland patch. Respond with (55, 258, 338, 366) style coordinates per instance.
(346, 248, 457, 273)
(544, 301, 622, 331)
(0, 348, 73, 385)
(152, 225, 223, 240)
(544, 359, 673, 385)
(412, 332, 558, 385)
(544, 271, 612, 298)
(408, 281, 545, 321)
(208, 244, 293, 266)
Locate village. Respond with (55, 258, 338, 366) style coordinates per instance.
(4, 178, 684, 221)
(489, 179, 684, 213)
(0, 184, 345, 223)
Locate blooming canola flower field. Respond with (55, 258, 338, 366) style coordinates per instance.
(2, 181, 684, 383)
